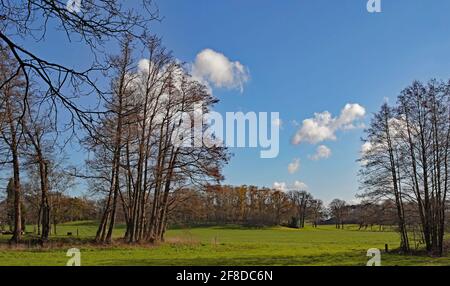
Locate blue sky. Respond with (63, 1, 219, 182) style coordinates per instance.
(19, 0, 450, 202)
(146, 0, 450, 202)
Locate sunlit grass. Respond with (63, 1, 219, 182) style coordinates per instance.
(0, 221, 449, 266)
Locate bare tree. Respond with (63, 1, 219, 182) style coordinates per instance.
(85, 36, 229, 244)
(329, 199, 347, 229)
(22, 112, 55, 242)
(0, 0, 159, 135)
(0, 45, 26, 243)
(288, 190, 312, 229)
(359, 103, 410, 252)
(360, 79, 449, 255)
(308, 199, 325, 228)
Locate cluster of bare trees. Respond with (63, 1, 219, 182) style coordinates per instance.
(360, 80, 450, 255)
(0, 44, 70, 242)
(0, 0, 175, 244)
(0, 180, 98, 235)
(0, 0, 228, 246)
(329, 199, 347, 229)
(84, 37, 228, 244)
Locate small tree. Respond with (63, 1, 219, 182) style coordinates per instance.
(329, 199, 347, 229)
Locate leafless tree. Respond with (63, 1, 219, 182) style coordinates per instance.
(0, 45, 26, 243)
(288, 190, 312, 229)
(359, 103, 410, 252)
(360, 79, 450, 255)
(329, 199, 347, 229)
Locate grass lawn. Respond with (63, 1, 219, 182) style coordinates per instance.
(0, 221, 449, 266)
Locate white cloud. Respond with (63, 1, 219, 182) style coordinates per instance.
(288, 158, 300, 174)
(361, 141, 373, 155)
(137, 59, 151, 74)
(294, 180, 309, 190)
(309, 145, 332, 161)
(192, 49, 249, 92)
(273, 181, 309, 191)
(335, 103, 366, 130)
(359, 117, 407, 166)
(348, 198, 362, 205)
(292, 103, 366, 145)
(273, 182, 287, 191)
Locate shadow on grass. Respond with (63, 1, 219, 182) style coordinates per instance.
(169, 224, 274, 230)
(100, 252, 368, 266)
(94, 251, 450, 266)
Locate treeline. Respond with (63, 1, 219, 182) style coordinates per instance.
(359, 80, 450, 256)
(168, 186, 430, 231)
(171, 186, 324, 227)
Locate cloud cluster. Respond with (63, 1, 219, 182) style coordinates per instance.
(294, 180, 308, 190)
(359, 117, 407, 164)
(361, 141, 373, 155)
(192, 49, 249, 92)
(292, 103, 366, 145)
(273, 182, 287, 191)
(288, 158, 300, 174)
(309, 145, 332, 161)
(273, 181, 308, 192)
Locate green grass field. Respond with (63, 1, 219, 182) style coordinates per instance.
(0, 221, 449, 266)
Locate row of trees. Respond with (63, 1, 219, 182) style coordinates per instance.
(0, 44, 66, 242)
(169, 185, 401, 230)
(170, 186, 449, 246)
(0, 179, 98, 235)
(3, 178, 442, 237)
(359, 80, 450, 256)
(0, 0, 204, 244)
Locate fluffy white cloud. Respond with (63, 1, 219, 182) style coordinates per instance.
(192, 49, 249, 92)
(361, 141, 373, 155)
(292, 103, 366, 145)
(293, 180, 309, 190)
(335, 103, 366, 130)
(137, 59, 151, 74)
(273, 182, 287, 191)
(288, 158, 300, 174)
(309, 145, 332, 161)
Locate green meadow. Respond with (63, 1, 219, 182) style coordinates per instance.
(0, 221, 449, 266)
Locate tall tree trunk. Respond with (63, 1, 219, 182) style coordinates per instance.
(6, 97, 22, 244)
